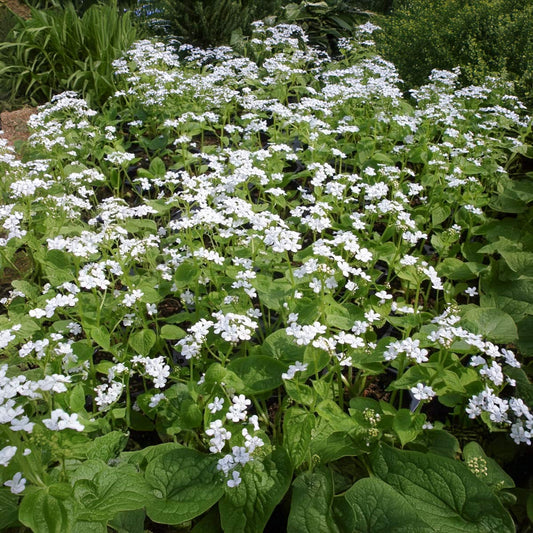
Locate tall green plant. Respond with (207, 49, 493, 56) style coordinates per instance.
(0, 1, 140, 107)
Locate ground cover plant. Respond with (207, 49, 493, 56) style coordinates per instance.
(1, 21, 533, 531)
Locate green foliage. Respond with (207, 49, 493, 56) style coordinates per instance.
(219, 448, 293, 533)
(0, 1, 139, 107)
(1, 21, 532, 532)
(23, 0, 139, 13)
(376, 0, 533, 105)
(144, 448, 225, 524)
(369, 445, 515, 531)
(149, 0, 287, 47)
(0, 5, 19, 42)
(281, 0, 372, 54)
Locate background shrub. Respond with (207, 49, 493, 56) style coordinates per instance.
(281, 0, 372, 55)
(0, 1, 140, 107)
(376, 0, 533, 105)
(148, 0, 288, 47)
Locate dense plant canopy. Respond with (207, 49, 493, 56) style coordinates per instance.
(0, 16, 532, 533)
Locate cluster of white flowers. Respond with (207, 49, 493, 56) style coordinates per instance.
(28, 293, 78, 320)
(132, 355, 170, 388)
(204, 392, 264, 487)
(383, 337, 429, 364)
(212, 311, 258, 343)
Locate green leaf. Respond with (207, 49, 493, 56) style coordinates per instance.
(499, 250, 533, 278)
(0, 488, 19, 530)
(461, 306, 518, 344)
(482, 275, 533, 323)
(69, 383, 86, 412)
(121, 442, 184, 470)
(128, 328, 156, 355)
(219, 448, 293, 533)
(371, 445, 515, 532)
(288, 469, 340, 533)
(392, 409, 425, 447)
(325, 301, 354, 330)
(71, 520, 107, 533)
(227, 355, 285, 394)
(90, 326, 111, 352)
(410, 429, 461, 459)
(388, 365, 434, 390)
(462, 442, 514, 491)
(174, 263, 200, 287)
(160, 324, 186, 340)
(43, 250, 75, 285)
(73, 467, 148, 521)
(283, 407, 315, 468)
(262, 329, 305, 361)
(437, 258, 486, 280)
(108, 509, 146, 533)
(333, 477, 433, 533)
(283, 379, 316, 406)
(86, 431, 129, 462)
(144, 448, 224, 525)
(149, 156, 166, 177)
(311, 400, 368, 462)
(19, 488, 74, 533)
(254, 275, 292, 311)
(431, 204, 451, 226)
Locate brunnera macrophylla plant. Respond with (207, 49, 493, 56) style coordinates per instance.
(0, 20, 531, 532)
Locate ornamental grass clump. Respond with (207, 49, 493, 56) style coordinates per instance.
(0, 20, 532, 531)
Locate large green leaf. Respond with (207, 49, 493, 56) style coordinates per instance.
(262, 329, 306, 361)
(227, 355, 285, 394)
(219, 448, 293, 533)
(288, 469, 340, 533)
(333, 477, 433, 533)
(144, 448, 224, 525)
(19, 487, 74, 533)
(86, 431, 129, 462)
(370, 445, 515, 532)
(283, 407, 315, 468)
(73, 466, 148, 521)
(461, 306, 517, 344)
(128, 328, 156, 355)
(310, 400, 368, 463)
(462, 442, 514, 491)
(0, 488, 19, 530)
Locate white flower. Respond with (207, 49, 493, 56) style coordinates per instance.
(410, 383, 436, 401)
(0, 446, 17, 467)
(282, 361, 308, 380)
(42, 409, 84, 432)
(208, 397, 224, 413)
(4, 472, 26, 494)
(227, 470, 242, 488)
(149, 393, 166, 408)
(464, 286, 478, 297)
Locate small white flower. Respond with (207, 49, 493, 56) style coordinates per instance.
(208, 397, 224, 414)
(410, 383, 436, 401)
(227, 470, 242, 488)
(0, 446, 17, 467)
(464, 286, 478, 297)
(4, 472, 26, 494)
